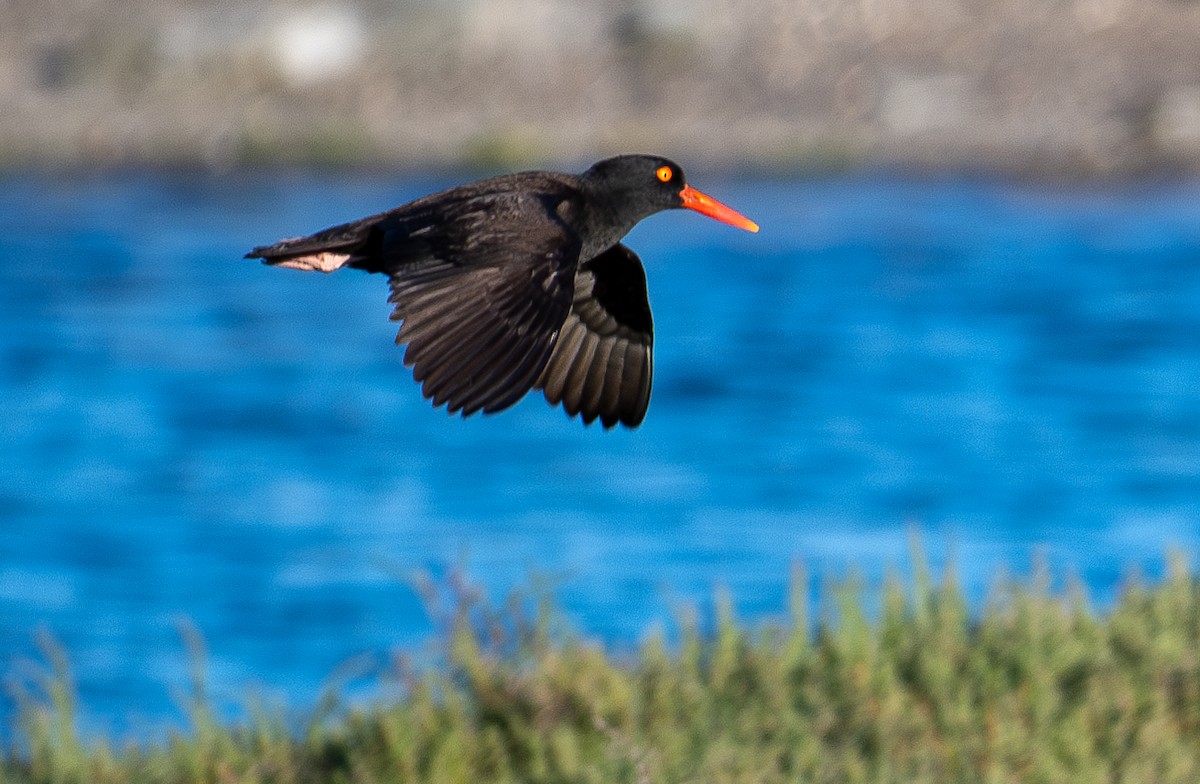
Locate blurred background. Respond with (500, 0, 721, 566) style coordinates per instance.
(3, 0, 1200, 740)
(5, 0, 1200, 173)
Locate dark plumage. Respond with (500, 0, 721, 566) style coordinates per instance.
(246, 154, 758, 429)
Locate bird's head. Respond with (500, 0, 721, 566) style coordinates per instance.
(581, 155, 759, 234)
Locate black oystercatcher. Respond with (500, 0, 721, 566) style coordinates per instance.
(247, 155, 758, 429)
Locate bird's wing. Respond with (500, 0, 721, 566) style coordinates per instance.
(385, 193, 580, 417)
(536, 243, 654, 429)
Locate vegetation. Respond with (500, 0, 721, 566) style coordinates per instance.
(5, 555, 1200, 784)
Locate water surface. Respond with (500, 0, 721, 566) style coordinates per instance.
(2, 171, 1199, 735)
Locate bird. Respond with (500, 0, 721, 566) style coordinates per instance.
(246, 154, 758, 429)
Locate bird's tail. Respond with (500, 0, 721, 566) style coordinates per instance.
(245, 234, 356, 273)
(247, 248, 352, 273)
(245, 210, 387, 272)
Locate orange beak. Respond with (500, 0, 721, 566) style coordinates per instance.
(680, 185, 759, 233)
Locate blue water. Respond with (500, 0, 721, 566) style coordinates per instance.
(3, 170, 1200, 737)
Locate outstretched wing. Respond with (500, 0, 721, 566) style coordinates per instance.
(385, 193, 580, 417)
(536, 244, 654, 429)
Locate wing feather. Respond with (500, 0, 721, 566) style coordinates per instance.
(539, 319, 585, 404)
(536, 244, 654, 429)
(379, 193, 579, 416)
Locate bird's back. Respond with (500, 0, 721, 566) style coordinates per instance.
(246, 170, 585, 272)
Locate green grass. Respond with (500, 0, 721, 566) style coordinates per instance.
(5, 554, 1200, 783)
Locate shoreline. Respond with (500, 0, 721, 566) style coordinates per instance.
(5, 154, 1200, 186)
(5, 1, 1200, 182)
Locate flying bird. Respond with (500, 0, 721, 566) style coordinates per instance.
(246, 155, 758, 429)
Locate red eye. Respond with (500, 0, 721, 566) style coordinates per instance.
(656, 166, 673, 183)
